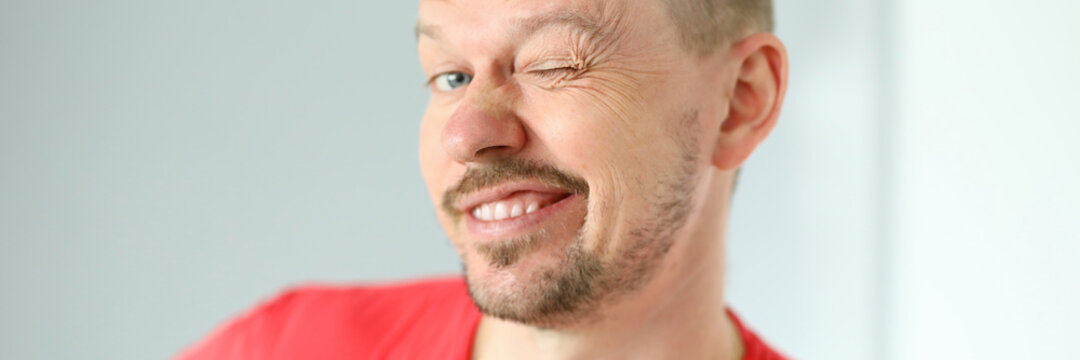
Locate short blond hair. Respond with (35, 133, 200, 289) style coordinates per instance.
(663, 0, 774, 55)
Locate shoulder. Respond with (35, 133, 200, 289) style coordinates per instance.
(176, 276, 481, 360)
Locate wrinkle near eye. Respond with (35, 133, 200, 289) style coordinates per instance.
(515, 19, 612, 76)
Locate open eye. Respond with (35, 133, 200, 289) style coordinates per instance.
(431, 72, 473, 91)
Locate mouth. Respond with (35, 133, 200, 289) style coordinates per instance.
(468, 190, 570, 221)
(455, 181, 582, 239)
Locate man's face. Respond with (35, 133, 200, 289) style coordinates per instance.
(417, 0, 724, 327)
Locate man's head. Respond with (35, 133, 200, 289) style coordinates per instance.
(416, 0, 787, 328)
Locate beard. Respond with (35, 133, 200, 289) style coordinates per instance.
(445, 110, 702, 328)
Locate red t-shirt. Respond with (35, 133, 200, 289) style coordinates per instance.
(177, 277, 787, 359)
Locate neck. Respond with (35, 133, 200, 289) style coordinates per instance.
(472, 171, 742, 360)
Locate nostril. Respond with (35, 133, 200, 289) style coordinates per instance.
(474, 145, 513, 158)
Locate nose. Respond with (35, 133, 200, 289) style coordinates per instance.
(440, 81, 525, 163)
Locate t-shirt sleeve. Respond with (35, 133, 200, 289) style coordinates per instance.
(727, 308, 790, 360)
(173, 289, 302, 360)
(173, 278, 481, 360)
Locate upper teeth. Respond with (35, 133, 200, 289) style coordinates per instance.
(473, 200, 541, 221)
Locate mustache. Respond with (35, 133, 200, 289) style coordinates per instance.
(441, 159, 589, 217)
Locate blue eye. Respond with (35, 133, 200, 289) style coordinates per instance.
(432, 72, 473, 91)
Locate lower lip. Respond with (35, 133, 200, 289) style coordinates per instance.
(464, 194, 582, 240)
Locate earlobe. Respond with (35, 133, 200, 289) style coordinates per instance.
(711, 33, 789, 170)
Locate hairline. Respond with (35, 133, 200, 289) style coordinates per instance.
(661, 0, 774, 55)
(415, 9, 610, 44)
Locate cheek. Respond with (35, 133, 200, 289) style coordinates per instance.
(524, 91, 667, 242)
(419, 107, 471, 239)
(419, 107, 452, 204)
(526, 84, 662, 177)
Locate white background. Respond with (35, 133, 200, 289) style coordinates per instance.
(889, 1, 1080, 358)
(1, 1, 1077, 359)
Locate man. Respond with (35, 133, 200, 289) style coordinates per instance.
(179, 0, 788, 358)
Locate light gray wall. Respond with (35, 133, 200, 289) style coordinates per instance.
(1, 1, 458, 359)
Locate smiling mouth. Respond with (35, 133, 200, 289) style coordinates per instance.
(442, 159, 590, 237)
(470, 191, 572, 222)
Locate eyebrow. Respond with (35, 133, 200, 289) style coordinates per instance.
(415, 9, 606, 42)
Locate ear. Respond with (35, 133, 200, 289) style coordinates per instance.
(711, 33, 789, 170)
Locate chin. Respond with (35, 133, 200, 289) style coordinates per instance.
(460, 231, 610, 328)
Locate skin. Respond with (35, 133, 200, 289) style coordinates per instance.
(416, 0, 788, 359)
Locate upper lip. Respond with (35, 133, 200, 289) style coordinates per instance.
(454, 181, 572, 214)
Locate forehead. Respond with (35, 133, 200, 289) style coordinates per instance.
(416, 0, 632, 44)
